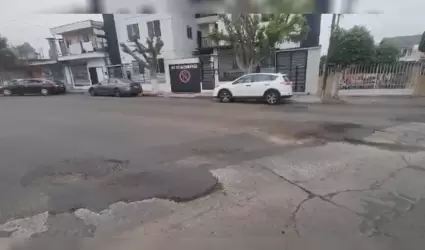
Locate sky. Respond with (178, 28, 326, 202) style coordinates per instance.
(0, 0, 424, 58)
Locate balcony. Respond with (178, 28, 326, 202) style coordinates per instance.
(58, 40, 107, 61)
(201, 37, 214, 48)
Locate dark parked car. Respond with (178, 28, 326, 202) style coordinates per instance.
(1, 79, 67, 96)
(88, 78, 142, 97)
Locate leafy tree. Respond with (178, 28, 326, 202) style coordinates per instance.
(374, 42, 399, 63)
(14, 42, 37, 59)
(120, 36, 164, 93)
(327, 25, 375, 66)
(209, 14, 307, 73)
(0, 35, 18, 70)
(419, 31, 425, 53)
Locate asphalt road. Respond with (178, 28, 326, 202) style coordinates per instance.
(1, 94, 425, 250)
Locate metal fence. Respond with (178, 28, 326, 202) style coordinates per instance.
(322, 62, 425, 90)
(106, 63, 165, 84)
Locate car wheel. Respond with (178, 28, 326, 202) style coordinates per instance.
(114, 88, 121, 97)
(264, 90, 280, 105)
(89, 88, 96, 96)
(41, 88, 50, 96)
(2, 89, 12, 96)
(218, 89, 232, 103)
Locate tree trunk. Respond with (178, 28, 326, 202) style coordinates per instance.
(150, 69, 159, 93)
(321, 14, 337, 102)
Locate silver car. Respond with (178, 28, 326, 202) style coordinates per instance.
(88, 78, 142, 97)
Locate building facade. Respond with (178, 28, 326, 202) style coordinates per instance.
(381, 35, 425, 62)
(48, 20, 109, 90)
(103, 10, 323, 93)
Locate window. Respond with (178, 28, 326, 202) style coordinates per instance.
(157, 58, 165, 73)
(28, 79, 43, 84)
(187, 26, 193, 39)
(255, 74, 278, 82)
(127, 23, 140, 41)
(233, 75, 254, 84)
(147, 20, 161, 37)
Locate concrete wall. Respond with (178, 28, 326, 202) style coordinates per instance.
(305, 46, 321, 95)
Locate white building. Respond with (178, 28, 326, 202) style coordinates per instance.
(111, 12, 204, 91)
(108, 12, 322, 94)
(381, 35, 425, 62)
(49, 20, 109, 90)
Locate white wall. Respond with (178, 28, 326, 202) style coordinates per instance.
(399, 44, 424, 61)
(305, 46, 321, 95)
(114, 14, 175, 64)
(114, 14, 198, 64)
(169, 16, 199, 58)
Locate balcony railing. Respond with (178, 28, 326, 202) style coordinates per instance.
(59, 40, 107, 57)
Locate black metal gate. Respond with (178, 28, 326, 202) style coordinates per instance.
(275, 49, 308, 92)
(199, 55, 215, 90)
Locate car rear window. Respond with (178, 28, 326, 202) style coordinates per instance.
(283, 76, 291, 82)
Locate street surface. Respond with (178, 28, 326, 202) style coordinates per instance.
(1, 95, 425, 250)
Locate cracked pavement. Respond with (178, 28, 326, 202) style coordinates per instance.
(1, 95, 425, 250)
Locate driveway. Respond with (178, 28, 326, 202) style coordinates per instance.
(1, 95, 425, 250)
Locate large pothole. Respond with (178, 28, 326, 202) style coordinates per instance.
(20, 158, 218, 215)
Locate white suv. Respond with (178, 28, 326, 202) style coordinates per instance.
(213, 73, 293, 105)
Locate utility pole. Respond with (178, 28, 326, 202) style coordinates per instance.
(320, 14, 337, 98)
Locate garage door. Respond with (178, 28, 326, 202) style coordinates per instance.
(275, 50, 307, 92)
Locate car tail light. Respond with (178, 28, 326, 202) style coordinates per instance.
(281, 80, 292, 85)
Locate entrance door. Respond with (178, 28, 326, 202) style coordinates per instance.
(275, 50, 308, 92)
(89, 67, 99, 85)
(199, 55, 216, 90)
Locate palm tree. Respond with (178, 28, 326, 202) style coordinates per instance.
(209, 14, 308, 73)
(120, 36, 164, 93)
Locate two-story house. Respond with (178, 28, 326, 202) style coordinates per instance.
(49, 20, 109, 90)
(381, 34, 425, 62)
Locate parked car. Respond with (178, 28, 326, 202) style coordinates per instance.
(213, 73, 293, 105)
(1, 78, 67, 96)
(88, 78, 142, 97)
